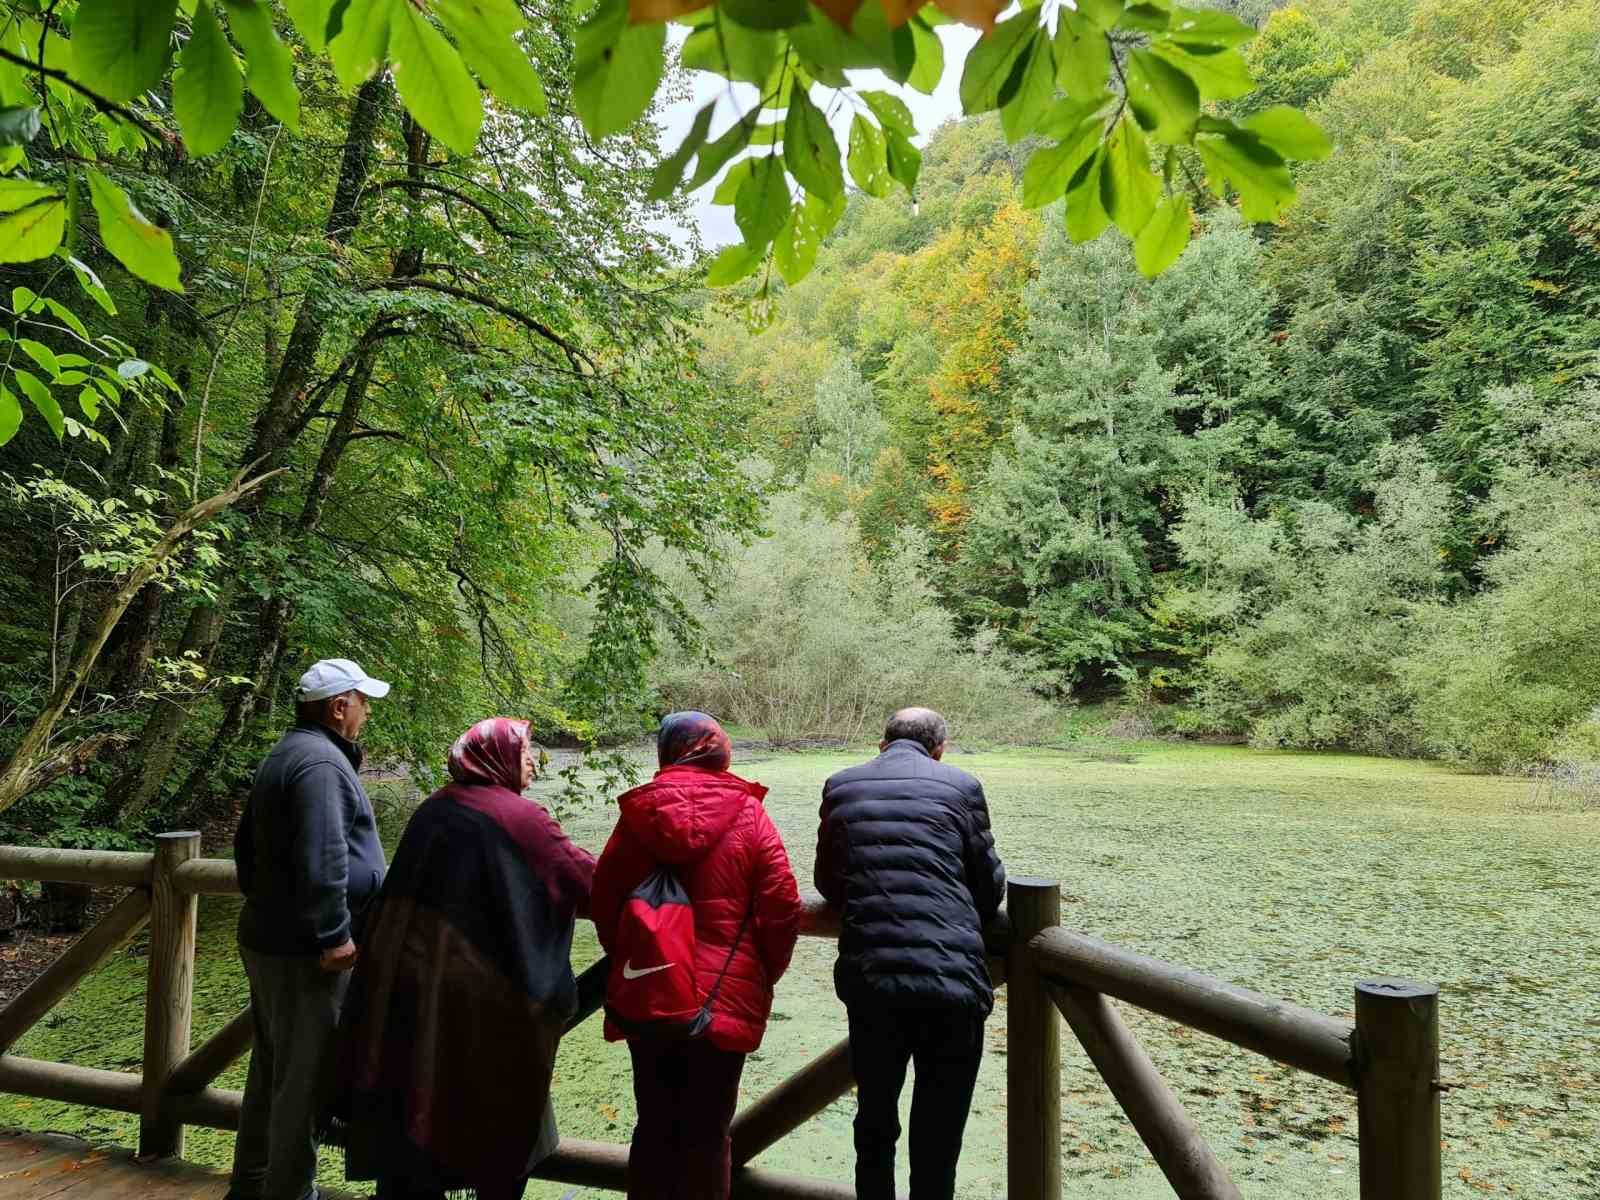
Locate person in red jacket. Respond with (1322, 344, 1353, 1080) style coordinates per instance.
(591, 711, 802, 1200)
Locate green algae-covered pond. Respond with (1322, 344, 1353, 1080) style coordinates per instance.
(2, 742, 1596, 1198)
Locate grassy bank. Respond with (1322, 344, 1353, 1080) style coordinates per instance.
(2, 742, 1595, 1197)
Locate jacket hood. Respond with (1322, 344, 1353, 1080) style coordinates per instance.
(616, 765, 768, 866)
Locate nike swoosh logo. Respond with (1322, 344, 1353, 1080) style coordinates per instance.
(621, 960, 675, 981)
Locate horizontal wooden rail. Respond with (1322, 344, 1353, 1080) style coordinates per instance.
(537, 1135, 875, 1200)
(0, 846, 153, 887)
(1047, 981, 1242, 1200)
(0, 1054, 144, 1112)
(170, 858, 238, 895)
(1029, 927, 1355, 1086)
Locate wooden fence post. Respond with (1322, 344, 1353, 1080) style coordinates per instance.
(140, 831, 200, 1158)
(1008, 877, 1061, 1200)
(1355, 978, 1440, 1200)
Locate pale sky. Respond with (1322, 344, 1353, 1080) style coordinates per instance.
(654, 23, 981, 247)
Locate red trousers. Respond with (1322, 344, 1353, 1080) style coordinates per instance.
(626, 1038, 746, 1200)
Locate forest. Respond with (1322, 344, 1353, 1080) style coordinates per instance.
(0, 0, 1595, 862)
(677, 0, 1600, 771)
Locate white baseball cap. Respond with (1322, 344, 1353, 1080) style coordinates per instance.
(297, 658, 391, 702)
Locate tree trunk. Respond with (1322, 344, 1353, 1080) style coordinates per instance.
(171, 337, 383, 817)
(111, 402, 184, 695)
(109, 596, 230, 822)
(0, 467, 282, 814)
(95, 80, 392, 822)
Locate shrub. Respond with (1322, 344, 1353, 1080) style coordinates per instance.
(653, 495, 1057, 747)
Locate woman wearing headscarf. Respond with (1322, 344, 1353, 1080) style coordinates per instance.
(591, 711, 802, 1200)
(338, 718, 595, 1200)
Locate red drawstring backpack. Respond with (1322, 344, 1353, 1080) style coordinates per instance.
(604, 866, 752, 1039)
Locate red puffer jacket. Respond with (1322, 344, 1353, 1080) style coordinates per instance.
(591, 764, 801, 1053)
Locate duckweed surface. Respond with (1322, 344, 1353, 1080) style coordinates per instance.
(2, 742, 1594, 1198)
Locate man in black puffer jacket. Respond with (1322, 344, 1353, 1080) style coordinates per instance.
(815, 707, 1006, 1200)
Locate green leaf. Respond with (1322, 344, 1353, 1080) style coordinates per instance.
(76, 385, 100, 419)
(43, 298, 91, 341)
(722, 0, 807, 31)
(435, 0, 548, 116)
(1065, 144, 1110, 242)
(0, 387, 19, 447)
(71, 0, 180, 102)
(1020, 115, 1101, 208)
(884, 124, 921, 192)
(774, 189, 843, 285)
(907, 16, 942, 95)
(14, 369, 61, 439)
(11, 286, 39, 313)
(1166, 6, 1257, 49)
(861, 90, 916, 138)
(1149, 41, 1253, 101)
(16, 339, 59, 378)
(686, 119, 754, 192)
(1100, 114, 1160, 237)
(223, 0, 302, 130)
(705, 239, 763, 286)
(174, 0, 244, 156)
(734, 155, 791, 246)
(712, 157, 757, 205)
(1239, 105, 1332, 161)
(0, 180, 59, 213)
(1053, 9, 1110, 102)
(1118, 3, 1170, 33)
(783, 87, 844, 203)
(1197, 131, 1295, 221)
(1125, 48, 1197, 145)
(0, 24, 28, 108)
(328, 0, 393, 90)
(849, 2, 916, 86)
(86, 169, 183, 291)
(959, 10, 1037, 115)
(282, 0, 335, 51)
(847, 115, 893, 198)
(0, 106, 41, 146)
(1134, 192, 1190, 275)
(649, 101, 716, 202)
(789, 6, 878, 76)
(681, 13, 780, 86)
(1038, 92, 1112, 139)
(574, 0, 666, 140)
(750, 121, 784, 146)
(388, 2, 482, 153)
(1075, 0, 1124, 31)
(0, 196, 66, 263)
(1000, 31, 1055, 143)
(65, 255, 117, 316)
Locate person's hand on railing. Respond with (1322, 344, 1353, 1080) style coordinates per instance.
(318, 939, 358, 972)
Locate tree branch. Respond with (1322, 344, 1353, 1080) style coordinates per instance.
(0, 46, 170, 146)
(362, 178, 521, 237)
(370, 277, 597, 375)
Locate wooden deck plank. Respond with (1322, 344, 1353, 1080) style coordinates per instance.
(0, 1131, 362, 1199)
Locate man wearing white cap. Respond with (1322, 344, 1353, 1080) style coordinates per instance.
(228, 659, 390, 1200)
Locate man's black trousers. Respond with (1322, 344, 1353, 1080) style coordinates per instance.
(847, 1003, 986, 1200)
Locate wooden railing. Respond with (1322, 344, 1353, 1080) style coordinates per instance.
(0, 837, 1442, 1200)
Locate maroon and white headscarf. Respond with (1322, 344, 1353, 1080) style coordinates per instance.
(656, 710, 732, 772)
(447, 717, 532, 791)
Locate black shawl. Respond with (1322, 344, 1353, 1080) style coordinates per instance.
(336, 782, 595, 1193)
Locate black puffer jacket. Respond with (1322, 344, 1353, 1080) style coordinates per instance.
(815, 739, 1006, 1015)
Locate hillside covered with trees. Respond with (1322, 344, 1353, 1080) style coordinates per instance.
(681, 0, 1600, 769)
(0, 0, 1592, 859)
